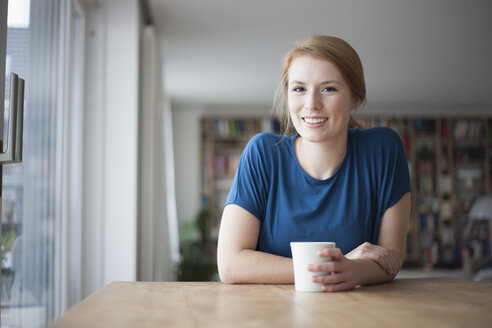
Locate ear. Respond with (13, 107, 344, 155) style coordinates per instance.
(351, 97, 362, 111)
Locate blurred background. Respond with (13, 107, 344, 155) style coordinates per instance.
(0, 0, 491, 326)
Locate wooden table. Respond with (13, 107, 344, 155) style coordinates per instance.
(49, 278, 492, 327)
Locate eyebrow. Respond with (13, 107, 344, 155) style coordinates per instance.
(288, 80, 342, 85)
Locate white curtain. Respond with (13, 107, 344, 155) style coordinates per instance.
(2, 0, 84, 326)
(138, 25, 179, 282)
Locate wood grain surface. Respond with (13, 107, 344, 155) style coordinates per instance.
(49, 278, 492, 327)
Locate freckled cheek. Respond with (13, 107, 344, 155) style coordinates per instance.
(326, 99, 352, 116)
(287, 99, 303, 117)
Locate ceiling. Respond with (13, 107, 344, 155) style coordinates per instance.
(149, 0, 492, 111)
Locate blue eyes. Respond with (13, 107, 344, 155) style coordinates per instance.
(291, 86, 337, 93)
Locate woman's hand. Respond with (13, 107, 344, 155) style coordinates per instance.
(345, 242, 400, 277)
(307, 247, 359, 292)
(308, 194, 410, 291)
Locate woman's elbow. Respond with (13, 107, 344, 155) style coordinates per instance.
(219, 271, 236, 284)
(217, 260, 232, 284)
(217, 257, 240, 284)
(386, 260, 402, 281)
(387, 271, 398, 282)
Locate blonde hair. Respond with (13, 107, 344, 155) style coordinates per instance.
(273, 36, 366, 134)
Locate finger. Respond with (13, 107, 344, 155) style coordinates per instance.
(307, 260, 339, 273)
(312, 272, 347, 285)
(367, 246, 395, 274)
(387, 254, 400, 275)
(361, 250, 390, 273)
(318, 247, 344, 260)
(322, 281, 355, 292)
(378, 254, 394, 275)
(373, 247, 397, 275)
(375, 251, 391, 273)
(384, 256, 399, 276)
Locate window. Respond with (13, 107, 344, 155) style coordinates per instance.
(1, 0, 85, 326)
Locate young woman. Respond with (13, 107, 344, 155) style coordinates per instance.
(217, 36, 411, 292)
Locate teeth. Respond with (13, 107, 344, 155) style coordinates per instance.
(304, 118, 326, 124)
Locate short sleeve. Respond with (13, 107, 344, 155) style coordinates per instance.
(378, 128, 411, 212)
(225, 134, 271, 222)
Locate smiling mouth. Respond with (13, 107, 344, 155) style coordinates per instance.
(303, 117, 327, 124)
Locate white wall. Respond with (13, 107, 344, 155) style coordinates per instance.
(82, 0, 140, 297)
(82, 0, 178, 298)
(81, 0, 104, 298)
(139, 26, 177, 282)
(103, 0, 140, 285)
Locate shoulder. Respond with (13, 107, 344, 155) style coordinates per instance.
(349, 127, 405, 162)
(350, 126, 401, 140)
(349, 127, 402, 147)
(248, 132, 284, 145)
(245, 132, 289, 153)
(241, 133, 293, 171)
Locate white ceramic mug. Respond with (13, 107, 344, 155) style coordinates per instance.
(290, 242, 336, 292)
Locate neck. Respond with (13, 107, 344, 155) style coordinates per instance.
(294, 134, 348, 180)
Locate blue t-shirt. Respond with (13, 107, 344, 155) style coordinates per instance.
(225, 127, 411, 257)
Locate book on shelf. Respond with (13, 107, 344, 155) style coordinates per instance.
(441, 120, 449, 140)
(213, 118, 247, 137)
(487, 121, 492, 143)
(465, 220, 490, 241)
(421, 241, 439, 266)
(456, 167, 483, 189)
(418, 173, 434, 193)
(212, 154, 241, 176)
(261, 118, 281, 134)
(438, 174, 452, 194)
(211, 117, 280, 137)
(430, 241, 439, 265)
(414, 119, 435, 133)
(454, 145, 485, 162)
(417, 160, 433, 172)
(454, 119, 484, 139)
(454, 120, 468, 139)
(479, 220, 490, 241)
(442, 247, 454, 264)
(419, 212, 438, 231)
(415, 138, 434, 159)
(402, 133, 409, 156)
(440, 221, 454, 246)
(470, 240, 488, 259)
(440, 200, 452, 220)
(463, 220, 491, 259)
(441, 246, 462, 267)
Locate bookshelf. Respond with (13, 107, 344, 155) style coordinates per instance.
(200, 116, 280, 240)
(459, 118, 492, 276)
(358, 115, 420, 266)
(360, 116, 492, 269)
(201, 114, 491, 269)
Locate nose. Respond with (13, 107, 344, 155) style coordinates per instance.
(305, 90, 321, 110)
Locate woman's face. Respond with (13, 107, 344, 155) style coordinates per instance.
(287, 55, 359, 144)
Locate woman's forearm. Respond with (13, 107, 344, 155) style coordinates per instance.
(217, 204, 294, 284)
(309, 246, 398, 291)
(350, 258, 396, 286)
(345, 242, 403, 278)
(219, 246, 396, 286)
(218, 249, 294, 284)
